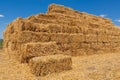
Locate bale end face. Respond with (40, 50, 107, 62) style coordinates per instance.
(28, 54, 72, 76)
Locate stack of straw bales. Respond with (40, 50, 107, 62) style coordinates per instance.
(3, 3, 120, 76)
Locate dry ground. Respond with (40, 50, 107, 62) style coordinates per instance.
(0, 49, 120, 80)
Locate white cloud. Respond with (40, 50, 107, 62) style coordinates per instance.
(0, 14, 4, 17)
(99, 14, 107, 18)
(115, 20, 120, 23)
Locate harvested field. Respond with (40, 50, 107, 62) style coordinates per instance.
(0, 50, 36, 80)
(1, 50, 120, 80)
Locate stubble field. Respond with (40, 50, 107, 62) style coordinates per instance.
(0, 49, 120, 80)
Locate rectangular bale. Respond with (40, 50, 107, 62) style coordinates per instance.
(69, 33, 85, 43)
(50, 33, 71, 43)
(42, 24, 80, 33)
(17, 31, 51, 43)
(90, 42, 103, 51)
(28, 55, 72, 76)
(111, 35, 120, 42)
(21, 42, 59, 62)
(57, 42, 84, 52)
(97, 34, 108, 42)
(17, 31, 71, 43)
(14, 19, 81, 33)
(17, 31, 86, 43)
(85, 34, 97, 42)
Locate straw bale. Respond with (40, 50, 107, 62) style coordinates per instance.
(28, 17, 55, 24)
(36, 24, 80, 33)
(28, 54, 72, 76)
(51, 33, 71, 43)
(11, 31, 85, 43)
(36, 14, 57, 20)
(46, 24, 62, 33)
(86, 28, 98, 35)
(57, 42, 86, 53)
(17, 31, 51, 43)
(89, 23, 100, 28)
(111, 36, 120, 42)
(97, 30, 107, 39)
(21, 42, 59, 62)
(110, 42, 120, 52)
(81, 42, 91, 49)
(69, 33, 85, 43)
(55, 43, 69, 51)
(59, 48, 87, 56)
(69, 43, 82, 49)
(103, 42, 110, 48)
(97, 34, 108, 42)
(4, 42, 24, 61)
(110, 36, 114, 42)
(107, 34, 111, 42)
(100, 42, 112, 52)
(70, 48, 87, 56)
(54, 42, 79, 52)
(85, 34, 97, 42)
(61, 25, 80, 33)
(117, 36, 120, 41)
(17, 31, 72, 43)
(36, 23, 80, 33)
(48, 4, 75, 15)
(90, 42, 103, 51)
(3, 20, 24, 34)
(111, 42, 120, 48)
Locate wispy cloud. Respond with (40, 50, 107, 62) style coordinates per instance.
(99, 14, 107, 18)
(115, 19, 120, 23)
(0, 14, 4, 18)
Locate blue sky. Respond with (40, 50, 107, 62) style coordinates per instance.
(0, 0, 120, 39)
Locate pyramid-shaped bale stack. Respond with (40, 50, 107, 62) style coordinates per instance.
(4, 4, 120, 63)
